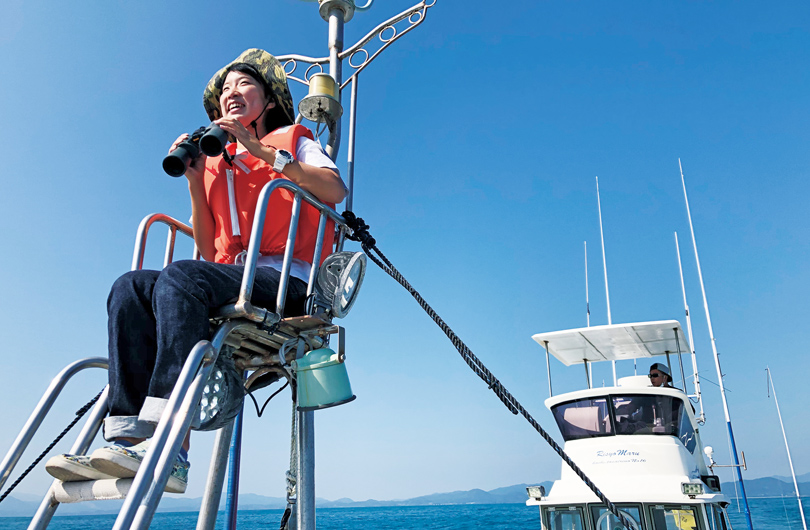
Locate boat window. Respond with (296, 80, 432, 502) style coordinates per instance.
(707, 505, 728, 530)
(544, 506, 587, 530)
(590, 504, 644, 530)
(612, 395, 683, 436)
(551, 398, 612, 440)
(678, 408, 696, 453)
(648, 505, 700, 530)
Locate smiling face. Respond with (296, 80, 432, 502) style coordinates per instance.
(219, 69, 275, 134)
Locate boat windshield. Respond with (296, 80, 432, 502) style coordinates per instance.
(544, 505, 587, 530)
(648, 504, 700, 530)
(590, 504, 643, 530)
(551, 394, 692, 446)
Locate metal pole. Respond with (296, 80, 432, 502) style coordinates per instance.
(679, 158, 753, 530)
(584, 360, 591, 389)
(296, 410, 316, 530)
(306, 213, 328, 299)
(595, 177, 616, 385)
(225, 407, 245, 530)
(673, 329, 687, 393)
(197, 421, 236, 530)
(294, 337, 316, 530)
(325, 7, 344, 159)
(545, 341, 553, 398)
(346, 77, 358, 212)
(766, 367, 808, 530)
(675, 232, 705, 422)
(164, 226, 177, 267)
(665, 352, 672, 381)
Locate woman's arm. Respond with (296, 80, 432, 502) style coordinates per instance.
(169, 134, 217, 261)
(278, 161, 346, 204)
(188, 177, 217, 262)
(216, 118, 347, 204)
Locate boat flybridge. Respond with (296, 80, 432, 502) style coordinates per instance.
(526, 320, 733, 530)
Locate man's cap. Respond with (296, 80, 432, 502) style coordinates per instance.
(650, 362, 671, 378)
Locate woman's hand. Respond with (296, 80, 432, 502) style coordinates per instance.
(212, 120, 347, 204)
(169, 134, 216, 260)
(214, 117, 275, 161)
(169, 134, 207, 185)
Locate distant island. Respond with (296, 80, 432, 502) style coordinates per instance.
(1, 474, 808, 518)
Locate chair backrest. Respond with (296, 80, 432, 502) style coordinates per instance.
(131, 180, 354, 396)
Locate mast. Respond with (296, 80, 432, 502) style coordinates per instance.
(595, 177, 617, 384)
(766, 367, 808, 530)
(679, 158, 754, 530)
(674, 232, 705, 423)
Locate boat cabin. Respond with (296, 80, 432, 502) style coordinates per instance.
(526, 321, 732, 530)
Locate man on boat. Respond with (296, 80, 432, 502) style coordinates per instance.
(648, 363, 673, 388)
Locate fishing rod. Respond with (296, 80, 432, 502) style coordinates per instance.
(679, 158, 754, 530)
(584, 241, 592, 388)
(674, 231, 705, 423)
(585, 241, 591, 328)
(766, 367, 808, 530)
(595, 177, 618, 384)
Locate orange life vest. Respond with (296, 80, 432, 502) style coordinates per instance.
(203, 124, 336, 265)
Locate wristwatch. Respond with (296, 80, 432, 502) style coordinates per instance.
(273, 149, 295, 173)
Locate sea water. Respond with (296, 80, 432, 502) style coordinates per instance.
(3, 498, 807, 529)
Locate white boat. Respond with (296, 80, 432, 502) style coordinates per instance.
(526, 320, 734, 530)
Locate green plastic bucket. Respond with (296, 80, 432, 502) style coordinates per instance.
(293, 348, 356, 411)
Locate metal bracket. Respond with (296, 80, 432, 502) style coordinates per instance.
(277, 0, 437, 90)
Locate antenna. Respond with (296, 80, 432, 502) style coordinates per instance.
(679, 158, 754, 530)
(766, 367, 808, 530)
(584, 241, 592, 388)
(596, 177, 617, 385)
(674, 232, 705, 423)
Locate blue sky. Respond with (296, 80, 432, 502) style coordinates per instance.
(1, 0, 809, 505)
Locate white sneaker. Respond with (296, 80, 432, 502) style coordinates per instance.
(90, 441, 189, 493)
(46, 454, 116, 482)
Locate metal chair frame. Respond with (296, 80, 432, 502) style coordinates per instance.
(2, 178, 349, 530)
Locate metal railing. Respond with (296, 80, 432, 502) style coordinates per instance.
(216, 179, 347, 323)
(0, 358, 110, 530)
(131, 213, 197, 271)
(0, 358, 109, 493)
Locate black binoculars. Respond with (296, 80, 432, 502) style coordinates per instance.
(162, 123, 229, 177)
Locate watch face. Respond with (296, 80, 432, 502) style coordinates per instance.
(278, 149, 293, 161)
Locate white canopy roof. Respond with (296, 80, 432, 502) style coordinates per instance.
(531, 320, 690, 366)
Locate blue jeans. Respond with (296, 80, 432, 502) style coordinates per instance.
(104, 260, 307, 440)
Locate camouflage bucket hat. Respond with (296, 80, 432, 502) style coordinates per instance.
(203, 48, 295, 125)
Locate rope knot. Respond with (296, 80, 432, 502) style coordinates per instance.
(342, 210, 376, 247)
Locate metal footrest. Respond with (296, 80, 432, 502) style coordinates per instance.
(51, 473, 186, 504)
(52, 478, 133, 503)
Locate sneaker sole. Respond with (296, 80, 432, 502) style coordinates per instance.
(89, 448, 141, 479)
(46, 456, 115, 482)
(165, 474, 187, 494)
(89, 448, 187, 494)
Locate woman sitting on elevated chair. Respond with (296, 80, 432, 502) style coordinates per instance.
(46, 49, 346, 493)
